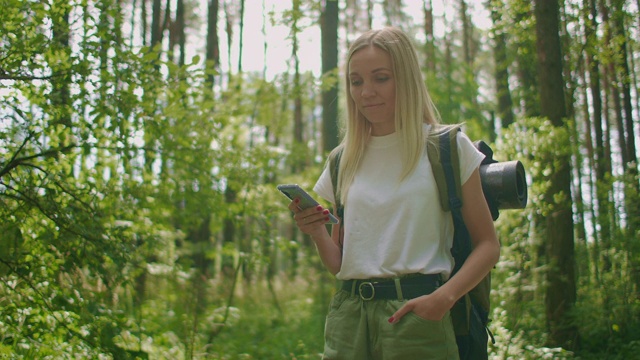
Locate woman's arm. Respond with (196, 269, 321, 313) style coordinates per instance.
(389, 168, 500, 323)
(288, 199, 343, 275)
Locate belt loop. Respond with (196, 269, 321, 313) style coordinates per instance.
(351, 280, 357, 296)
(394, 277, 403, 301)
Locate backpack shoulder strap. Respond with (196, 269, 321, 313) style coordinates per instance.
(427, 124, 472, 274)
(328, 148, 344, 220)
(427, 124, 463, 212)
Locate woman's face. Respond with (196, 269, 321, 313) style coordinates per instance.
(348, 46, 396, 136)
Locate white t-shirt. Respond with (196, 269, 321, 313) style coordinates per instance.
(313, 124, 484, 280)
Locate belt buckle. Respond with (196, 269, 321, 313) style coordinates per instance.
(358, 281, 375, 301)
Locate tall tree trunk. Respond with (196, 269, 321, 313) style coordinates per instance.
(514, 0, 540, 117)
(460, 0, 472, 66)
(292, 0, 303, 149)
(345, 0, 357, 47)
(423, 0, 436, 74)
(366, 0, 374, 28)
(383, 0, 403, 26)
(443, 23, 454, 124)
(224, 1, 234, 75)
(175, 0, 186, 66)
(150, 0, 163, 49)
(488, 0, 514, 129)
(610, 0, 640, 299)
(321, 0, 339, 152)
(290, 0, 304, 275)
(559, 1, 587, 272)
(51, 1, 71, 129)
(584, 0, 610, 284)
(238, 0, 245, 73)
(141, 0, 148, 46)
(534, 0, 578, 349)
(206, 0, 220, 87)
(598, 1, 621, 280)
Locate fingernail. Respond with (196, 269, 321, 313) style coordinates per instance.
(294, 198, 300, 203)
(323, 209, 329, 215)
(325, 217, 330, 222)
(388, 317, 395, 324)
(316, 205, 323, 211)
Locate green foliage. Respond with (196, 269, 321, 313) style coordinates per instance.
(488, 118, 640, 359)
(1, 0, 639, 358)
(205, 279, 327, 359)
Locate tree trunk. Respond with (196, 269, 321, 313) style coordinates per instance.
(321, 0, 339, 152)
(610, 0, 640, 299)
(423, 0, 436, 74)
(238, 0, 245, 73)
(584, 0, 611, 283)
(292, 0, 303, 149)
(514, 1, 540, 117)
(51, 1, 71, 129)
(224, 1, 234, 74)
(534, 0, 578, 349)
(140, 0, 148, 46)
(443, 24, 454, 123)
(488, 0, 514, 129)
(206, 0, 220, 86)
(150, 0, 163, 49)
(460, 0, 472, 66)
(366, 0, 374, 28)
(175, 0, 186, 66)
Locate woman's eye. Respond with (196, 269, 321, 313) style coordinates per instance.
(350, 79, 362, 86)
(376, 76, 389, 82)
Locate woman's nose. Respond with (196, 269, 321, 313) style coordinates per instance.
(361, 83, 375, 98)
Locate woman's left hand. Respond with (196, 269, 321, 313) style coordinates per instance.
(388, 291, 455, 324)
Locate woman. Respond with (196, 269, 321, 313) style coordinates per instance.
(288, 27, 500, 359)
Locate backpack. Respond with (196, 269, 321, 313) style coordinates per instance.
(329, 124, 495, 360)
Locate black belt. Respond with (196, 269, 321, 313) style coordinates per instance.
(341, 273, 442, 301)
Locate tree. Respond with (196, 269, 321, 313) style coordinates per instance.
(512, 0, 540, 117)
(423, 0, 436, 74)
(608, 0, 640, 296)
(487, 0, 515, 129)
(534, 0, 578, 349)
(206, 0, 220, 86)
(321, 0, 340, 152)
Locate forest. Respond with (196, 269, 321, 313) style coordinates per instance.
(0, 0, 639, 358)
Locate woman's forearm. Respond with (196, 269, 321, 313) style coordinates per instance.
(434, 238, 500, 306)
(311, 226, 343, 275)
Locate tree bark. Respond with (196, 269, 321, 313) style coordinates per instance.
(610, 0, 640, 300)
(175, 0, 186, 66)
(238, 0, 245, 73)
(488, 0, 514, 129)
(292, 0, 303, 149)
(423, 0, 436, 74)
(51, 1, 71, 129)
(460, 0, 472, 66)
(206, 0, 220, 86)
(321, 0, 339, 152)
(534, 0, 578, 349)
(150, 0, 163, 49)
(514, 1, 540, 117)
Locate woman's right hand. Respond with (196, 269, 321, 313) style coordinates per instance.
(287, 198, 332, 237)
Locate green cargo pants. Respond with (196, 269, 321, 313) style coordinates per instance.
(322, 290, 459, 360)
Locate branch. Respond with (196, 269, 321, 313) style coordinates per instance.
(0, 74, 54, 81)
(0, 67, 54, 81)
(0, 143, 76, 178)
(0, 257, 99, 349)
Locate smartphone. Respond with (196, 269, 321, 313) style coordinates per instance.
(277, 184, 339, 224)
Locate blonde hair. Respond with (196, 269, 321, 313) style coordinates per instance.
(330, 27, 440, 205)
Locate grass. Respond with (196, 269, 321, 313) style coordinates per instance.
(205, 276, 330, 360)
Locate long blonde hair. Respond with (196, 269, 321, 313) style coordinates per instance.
(330, 27, 440, 205)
